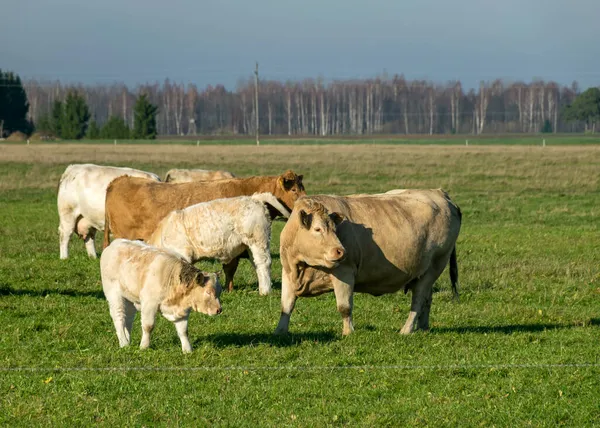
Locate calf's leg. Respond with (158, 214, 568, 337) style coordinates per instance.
(139, 303, 158, 350)
(248, 243, 272, 296)
(173, 317, 192, 353)
(222, 257, 240, 292)
(123, 300, 137, 342)
(106, 294, 132, 347)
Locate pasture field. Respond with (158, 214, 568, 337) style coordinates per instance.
(1, 143, 599, 426)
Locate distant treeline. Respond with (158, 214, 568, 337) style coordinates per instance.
(4, 72, 600, 137)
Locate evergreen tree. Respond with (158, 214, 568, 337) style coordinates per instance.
(61, 91, 90, 140)
(50, 100, 64, 136)
(133, 94, 158, 139)
(541, 119, 552, 133)
(86, 119, 100, 139)
(0, 69, 32, 136)
(563, 87, 600, 132)
(100, 116, 130, 139)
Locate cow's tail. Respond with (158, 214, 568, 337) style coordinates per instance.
(449, 203, 462, 301)
(103, 207, 112, 249)
(449, 245, 459, 301)
(251, 192, 291, 218)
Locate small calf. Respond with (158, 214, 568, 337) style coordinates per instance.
(147, 192, 290, 295)
(100, 239, 222, 353)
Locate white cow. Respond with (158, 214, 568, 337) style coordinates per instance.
(164, 168, 236, 183)
(147, 192, 290, 296)
(100, 239, 222, 353)
(57, 163, 160, 259)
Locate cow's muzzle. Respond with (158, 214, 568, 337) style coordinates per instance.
(326, 247, 346, 266)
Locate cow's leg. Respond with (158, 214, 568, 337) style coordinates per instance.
(248, 243, 272, 296)
(400, 270, 439, 334)
(83, 228, 97, 259)
(174, 317, 192, 353)
(139, 303, 158, 350)
(417, 287, 434, 331)
(222, 257, 240, 292)
(332, 269, 356, 336)
(417, 257, 454, 331)
(58, 210, 77, 259)
(274, 270, 296, 335)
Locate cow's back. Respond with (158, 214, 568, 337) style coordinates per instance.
(165, 169, 235, 183)
(305, 191, 461, 292)
(101, 239, 176, 301)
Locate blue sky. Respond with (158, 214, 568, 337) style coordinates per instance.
(2, 0, 599, 90)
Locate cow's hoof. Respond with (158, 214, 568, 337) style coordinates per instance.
(273, 328, 289, 336)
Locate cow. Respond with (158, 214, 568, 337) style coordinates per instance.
(100, 239, 222, 353)
(57, 163, 160, 259)
(274, 189, 462, 336)
(147, 193, 290, 296)
(164, 168, 236, 183)
(104, 170, 305, 290)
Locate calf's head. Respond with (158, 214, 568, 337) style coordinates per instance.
(290, 199, 346, 269)
(189, 271, 223, 316)
(274, 170, 306, 211)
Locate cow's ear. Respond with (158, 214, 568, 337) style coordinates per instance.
(281, 178, 295, 190)
(329, 212, 345, 225)
(297, 175, 303, 184)
(299, 210, 312, 229)
(198, 272, 208, 286)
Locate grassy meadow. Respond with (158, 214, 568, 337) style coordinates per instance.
(0, 142, 599, 426)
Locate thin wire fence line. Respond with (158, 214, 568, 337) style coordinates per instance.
(2, 363, 600, 373)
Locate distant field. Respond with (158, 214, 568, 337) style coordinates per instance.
(1, 143, 599, 425)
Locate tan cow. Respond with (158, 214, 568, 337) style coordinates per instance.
(103, 170, 305, 289)
(274, 190, 462, 336)
(164, 168, 236, 183)
(100, 239, 222, 353)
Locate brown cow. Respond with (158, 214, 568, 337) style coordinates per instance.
(274, 189, 462, 336)
(103, 170, 305, 290)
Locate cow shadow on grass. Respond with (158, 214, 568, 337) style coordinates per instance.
(0, 284, 105, 299)
(433, 322, 587, 335)
(201, 331, 339, 348)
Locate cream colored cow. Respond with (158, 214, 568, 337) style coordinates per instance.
(164, 168, 235, 183)
(57, 163, 160, 259)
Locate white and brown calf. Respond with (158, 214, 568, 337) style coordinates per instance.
(147, 193, 290, 295)
(100, 239, 222, 353)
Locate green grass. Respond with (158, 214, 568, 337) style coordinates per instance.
(1, 144, 599, 426)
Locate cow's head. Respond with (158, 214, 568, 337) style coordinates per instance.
(289, 199, 346, 269)
(191, 271, 223, 316)
(274, 170, 306, 212)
